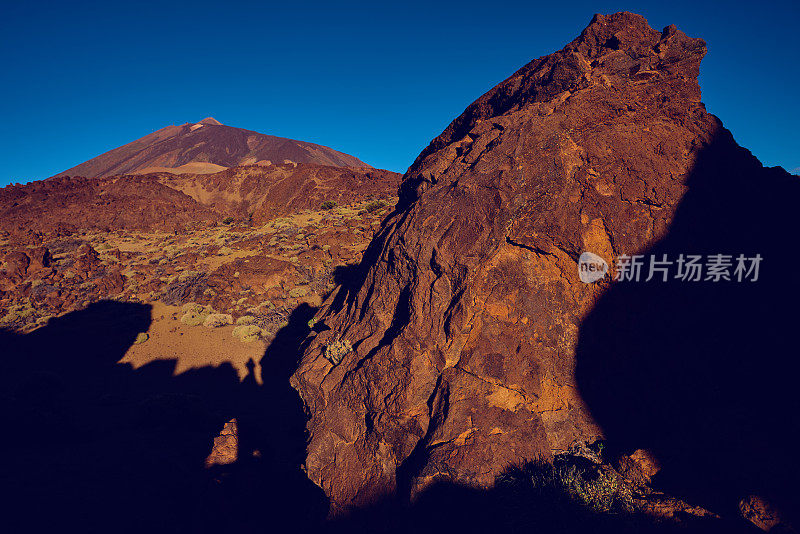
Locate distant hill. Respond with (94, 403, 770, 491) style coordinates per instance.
(0, 162, 399, 233)
(53, 117, 369, 178)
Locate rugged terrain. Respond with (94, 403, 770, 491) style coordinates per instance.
(290, 11, 799, 531)
(53, 117, 368, 178)
(1, 11, 796, 533)
(0, 163, 400, 334)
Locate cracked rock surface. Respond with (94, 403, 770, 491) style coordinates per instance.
(290, 12, 731, 511)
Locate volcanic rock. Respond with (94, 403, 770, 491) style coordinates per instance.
(205, 418, 239, 468)
(290, 11, 791, 513)
(0, 163, 398, 234)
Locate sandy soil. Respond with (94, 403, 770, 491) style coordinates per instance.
(119, 301, 265, 384)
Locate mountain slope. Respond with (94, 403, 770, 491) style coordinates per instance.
(53, 118, 369, 178)
(1, 163, 399, 233)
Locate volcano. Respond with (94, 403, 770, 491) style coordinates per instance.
(53, 117, 369, 178)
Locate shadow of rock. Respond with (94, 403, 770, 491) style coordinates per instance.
(575, 128, 800, 526)
(0, 300, 327, 533)
(320, 466, 744, 534)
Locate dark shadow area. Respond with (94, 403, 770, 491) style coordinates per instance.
(575, 128, 800, 526)
(0, 300, 327, 533)
(320, 469, 748, 534)
(326, 206, 411, 318)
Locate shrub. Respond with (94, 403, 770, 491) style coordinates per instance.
(181, 302, 209, 314)
(320, 201, 336, 210)
(497, 451, 635, 515)
(236, 315, 256, 325)
(288, 286, 309, 298)
(324, 338, 352, 365)
(222, 217, 235, 225)
(203, 313, 233, 328)
(232, 324, 262, 342)
(364, 200, 387, 213)
(133, 332, 149, 344)
(181, 310, 209, 326)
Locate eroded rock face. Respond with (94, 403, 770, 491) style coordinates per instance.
(291, 12, 724, 511)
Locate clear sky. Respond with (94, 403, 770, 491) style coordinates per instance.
(1, 1, 797, 186)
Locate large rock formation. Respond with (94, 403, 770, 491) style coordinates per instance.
(290, 12, 794, 513)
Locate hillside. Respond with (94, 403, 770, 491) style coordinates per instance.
(53, 117, 369, 178)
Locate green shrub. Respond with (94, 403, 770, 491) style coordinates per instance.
(288, 286, 309, 298)
(364, 200, 387, 213)
(203, 313, 233, 328)
(232, 324, 262, 342)
(497, 451, 635, 515)
(236, 315, 256, 325)
(133, 332, 149, 344)
(320, 201, 336, 210)
(181, 310, 209, 326)
(222, 217, 235, 225)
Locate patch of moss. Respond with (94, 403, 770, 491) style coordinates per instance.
(133, 332, 149, 344)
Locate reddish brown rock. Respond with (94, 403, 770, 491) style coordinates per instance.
(28, 247, 51, 270)
(617, 448, 660, 486)
(738, 495, 784, 532)
(205, 418, 239, 468)
(290, 12, 742, 512)
(1, 251, 31, 287)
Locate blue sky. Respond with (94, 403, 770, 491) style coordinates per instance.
(1, 1, 797, 185)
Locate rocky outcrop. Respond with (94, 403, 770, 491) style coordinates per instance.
(290, 12, 743, 512)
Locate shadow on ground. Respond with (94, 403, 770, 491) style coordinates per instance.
(0, 300, 326, 533)
(575, 128, 800, 527)
(0, 300, 752, 534)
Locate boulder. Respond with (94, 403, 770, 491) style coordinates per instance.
(290, 12, 746, 512)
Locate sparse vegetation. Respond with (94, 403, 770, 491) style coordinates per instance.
(236, 315, 256, 325)
(203, 313, 233, 328)
(288, 286, 309, 298)
(497, 443, 636, 515)
(364, 199, 387, 213)
(320, 200, 336, 210)
(222, 217, 235, 225)
(232, 324, 262, 342)
(180, 303, 213, 326)
(324, 338, 352, 365)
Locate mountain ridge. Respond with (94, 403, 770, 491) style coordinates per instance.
(53, 118, 370, 178)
